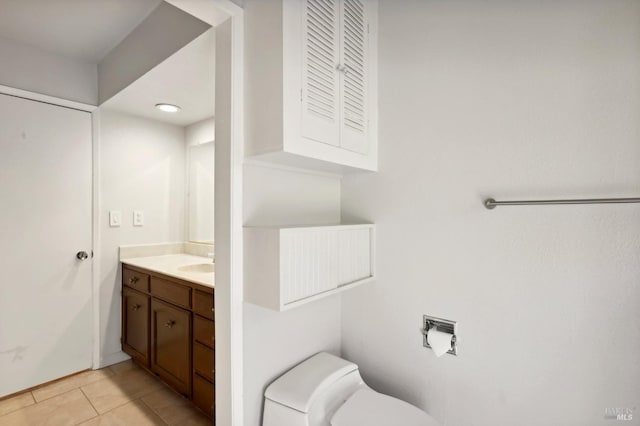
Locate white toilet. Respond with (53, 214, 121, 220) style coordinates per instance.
(263, 352, 440, 426)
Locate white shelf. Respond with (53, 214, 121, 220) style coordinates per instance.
(244, 224, 376, 311)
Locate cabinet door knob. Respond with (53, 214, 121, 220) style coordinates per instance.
(129, 276, 139, 284)
(164, 320, 176, 328)
(132, 304, 141, 311)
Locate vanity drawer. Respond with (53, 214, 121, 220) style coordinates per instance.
(193, 342, 214, 382)
(194, 316, 214, 349)
(193, 290, 214, 320)
(193, 373, 214, 418)
(123, 267, 149, 293)
(150, 277, 191, 309)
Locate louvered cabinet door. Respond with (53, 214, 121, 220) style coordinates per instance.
(339, 0, 370, 154)
(301, 0, 341, 146)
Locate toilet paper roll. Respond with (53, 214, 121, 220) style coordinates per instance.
(427, 328, 453, 357)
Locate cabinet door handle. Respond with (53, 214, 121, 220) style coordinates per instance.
(128, 276, 139, 285)
(336, 63, 349, 74)
(132, 304, 141, 311)
(164, 320, 176, 328)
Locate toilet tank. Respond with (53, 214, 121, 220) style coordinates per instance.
(263, 353, 365, 426)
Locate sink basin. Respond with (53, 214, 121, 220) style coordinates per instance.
(178, 263, 215, 273)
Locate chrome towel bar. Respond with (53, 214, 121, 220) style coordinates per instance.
(484, 197, 640, 210)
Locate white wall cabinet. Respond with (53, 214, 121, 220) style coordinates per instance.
(244, 224, 375, 311)
(245, 0, 378, 173)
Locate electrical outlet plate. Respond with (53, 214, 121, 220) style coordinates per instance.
(133, 210, 144, 227)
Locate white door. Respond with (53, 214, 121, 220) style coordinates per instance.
(0, 93, 93, 397)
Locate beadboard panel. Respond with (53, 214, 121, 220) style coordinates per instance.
(244, 224, 375, 311)
(337, 227, 372, 286)
(281, 229, 338, 304)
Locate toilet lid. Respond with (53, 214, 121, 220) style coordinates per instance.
(330, 388, 440, 426)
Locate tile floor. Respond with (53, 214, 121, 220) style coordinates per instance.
(0, 360, 211, 426)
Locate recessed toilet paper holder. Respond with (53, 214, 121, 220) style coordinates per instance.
(421, 315, 458, 356)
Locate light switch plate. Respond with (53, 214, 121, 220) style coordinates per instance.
(109, 211, 121, 227)
(133, 210, 144, 227)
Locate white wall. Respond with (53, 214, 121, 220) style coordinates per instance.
(340, 1, 640, 425)
(243, 163, 343, 426)
(186, 117, 215, 147)
(97, 109, 186, 365)
(0, 35, 97, 105)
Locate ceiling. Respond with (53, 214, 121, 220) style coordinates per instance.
(0, 0, 216, 126)
(101, 28, 215, 127)
(0, 0, 163, 63)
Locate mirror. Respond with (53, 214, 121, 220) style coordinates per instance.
(188, 140, 215, 244)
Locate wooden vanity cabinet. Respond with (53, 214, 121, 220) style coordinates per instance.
(193, 373, 215, 418)
(121, 265, 215, 420)
(151, 299, 192, 397)
(192, 290, 215, 417)
(122, 268, 149, 293)
(122, 287, 149, 366)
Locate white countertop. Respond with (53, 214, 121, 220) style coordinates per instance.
(121, 254, 214, 288)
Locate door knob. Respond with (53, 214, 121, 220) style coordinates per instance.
(76, 251, 89, 261)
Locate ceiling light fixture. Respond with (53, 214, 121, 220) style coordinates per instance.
(155, 103, 181, 113)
